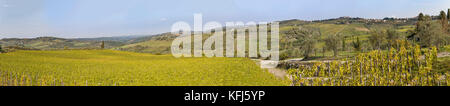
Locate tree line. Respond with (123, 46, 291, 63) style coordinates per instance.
(409, 10, 449, 49)
(281, 9, 450, 60)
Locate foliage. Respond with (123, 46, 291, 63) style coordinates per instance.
(280, 51, 290, 60)
(324, 34, 341, 57)
(284, 27, 321, 59)
(414, 14, 448, 48)
(0, 45, 3, 53)
(433, 57, 450, 73)
(101, 41, 105, 49)
(288, 41, 448, 86)
(448, 9, 450, 20)
(386, 29, 401, 49)
(369, 29, 386, 50)
(342, 36, 346, 51)
(439, 11, 448, 33)
(351, 36, 362, 52)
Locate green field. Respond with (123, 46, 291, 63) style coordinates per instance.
(0, 50, 287, 86)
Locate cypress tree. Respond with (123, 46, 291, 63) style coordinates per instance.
(322, 47, 325, 57)
(416, 13, 425, 33)
(0, 44, 3, 53)
(418, 13, 424, 21)
(352, 37, 361, 52)
(447, 9, 450, 20)
(342, 36, 346, 51)
(101, 41, 105, 49)
(439, 11, 447, 32)
(448, 9, 450, 33)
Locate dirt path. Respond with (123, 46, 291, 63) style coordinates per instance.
(267, 68, 289, 80)
(420, 52, 449, 59)
(255, 59, 291, 80)
(438, 52, 450, 58)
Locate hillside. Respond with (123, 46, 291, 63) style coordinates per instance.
(115, 33, 176, 54)
(74, 35, 147, 43)
(117, 17, 418, 55)
(0, 16, 419, 55)
(0, 37, 125, 50)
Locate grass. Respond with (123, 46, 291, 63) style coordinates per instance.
(435, 57, 450, 73)
(0, 50, 288, 86)
(117, 40, 172, 54)
(397, 25, 414, 32)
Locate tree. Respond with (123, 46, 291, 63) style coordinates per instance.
(448, 9, 450, 33)
(15, 41, 24, 48)
(314, 48, 317, 56)
(418, 13, 424, 21)
(410, 12, 449, 48)
(342, 36, 346, 51)
(448, 9, 450, 20)
(285, 27, 320, 59)
(0, 44, 3, 53)
(416, 13, 425, 33)
(369, 29, 386, 50)
(415, 15, 447, 48)
(429, 22, 447, 49)
(352, 36, 361, 52)
(439, 11, 448, 33)
(386, 29, 399, 50)
(448, 9, 450, 34)
(416, 15, 433, 47)
(322, 47, 325, 57)
(324, 34, 341, 57)
(100, 41, 105, 49)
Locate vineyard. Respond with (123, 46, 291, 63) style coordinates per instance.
(0, 43, 448, 86)
(0, 50, 288, 86)
(287, 41, 449, 86)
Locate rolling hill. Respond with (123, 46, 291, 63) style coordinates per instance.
(0, 37, 125, 50)
(116, 17, 418, 55)
(0, 16, 419, 55)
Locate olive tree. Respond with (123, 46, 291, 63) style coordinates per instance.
(285, 27, 320, 59)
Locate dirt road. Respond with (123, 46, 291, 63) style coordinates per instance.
(256, 59, 290, 80)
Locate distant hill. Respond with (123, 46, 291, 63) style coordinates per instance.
(0, 16, 421, 54)
(74, 35, 147, 43)
(115, 16, 421, 54)
(116, 33, 177, 54)
(0, 37, 125, 50)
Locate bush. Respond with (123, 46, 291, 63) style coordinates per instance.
(280, 52, 289, 60)
(0, 45, 3, 53)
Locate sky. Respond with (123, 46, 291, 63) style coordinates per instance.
(0, 0, 449, 38)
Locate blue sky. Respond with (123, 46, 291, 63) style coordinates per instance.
(0, 0, 449, 38)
